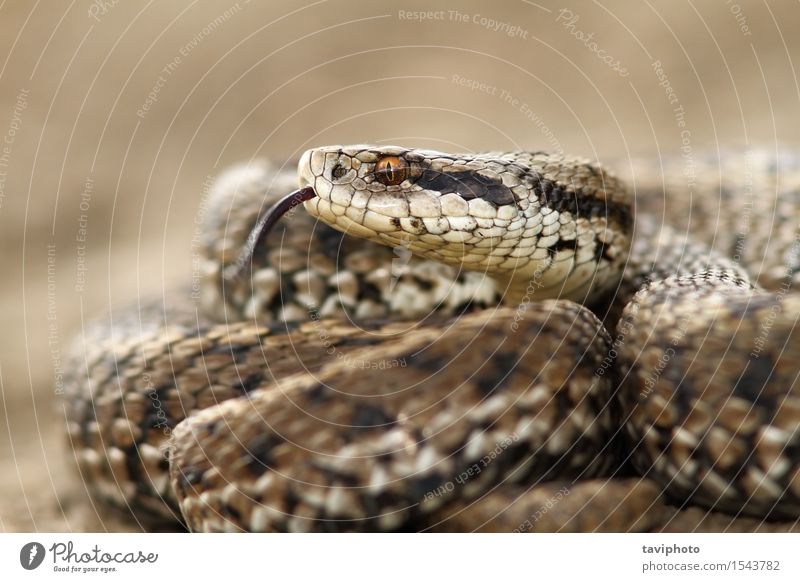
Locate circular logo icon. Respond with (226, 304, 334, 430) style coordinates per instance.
(19, 542, 46, 570)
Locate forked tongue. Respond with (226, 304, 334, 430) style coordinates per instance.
(224, 186, 316, 282)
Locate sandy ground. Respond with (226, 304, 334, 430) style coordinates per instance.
(1, 0, 800, 532)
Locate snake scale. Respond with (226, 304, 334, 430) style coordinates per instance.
(63, 146, 800, 532)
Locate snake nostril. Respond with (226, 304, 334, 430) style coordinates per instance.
(331, 163, 347, 180)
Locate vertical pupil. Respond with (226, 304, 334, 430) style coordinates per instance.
(386, 162, 394, 180)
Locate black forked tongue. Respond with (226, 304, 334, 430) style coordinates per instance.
(223, 186, 316, 283)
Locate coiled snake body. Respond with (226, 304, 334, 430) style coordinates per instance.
(64, 147, 800, 531)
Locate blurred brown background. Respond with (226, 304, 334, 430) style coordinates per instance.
(0, 0, 798, 531)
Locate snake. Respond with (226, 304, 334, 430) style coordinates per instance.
(63, 146, 800, 532)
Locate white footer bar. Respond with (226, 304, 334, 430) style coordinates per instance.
(1, 533, 796, 581)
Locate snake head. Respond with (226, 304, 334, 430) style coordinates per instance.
(298, 145, 631, 301)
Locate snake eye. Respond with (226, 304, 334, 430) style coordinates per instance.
(374, 155, 408, 186)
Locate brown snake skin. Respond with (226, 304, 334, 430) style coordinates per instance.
(63, 148, 800, 532)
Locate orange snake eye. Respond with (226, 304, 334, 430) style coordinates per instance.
(374, 155, 409, 186)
